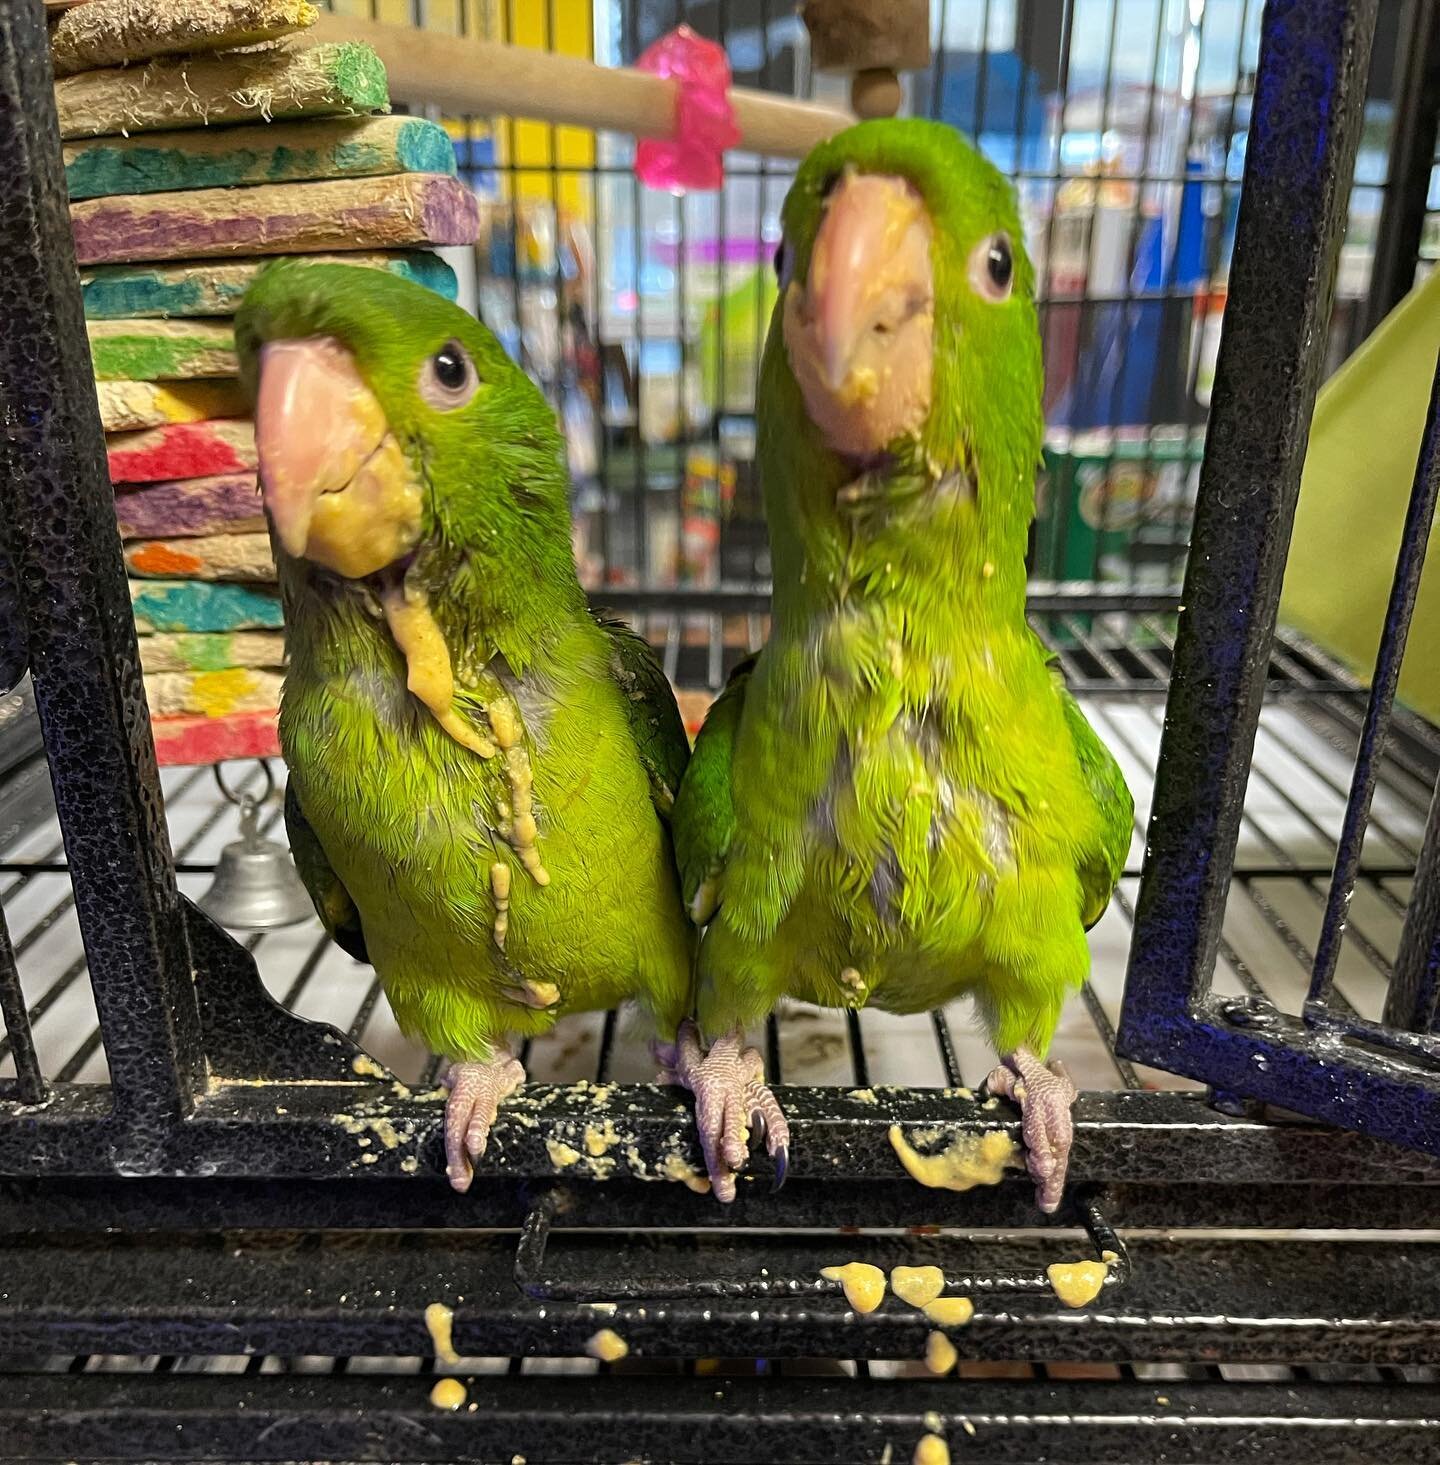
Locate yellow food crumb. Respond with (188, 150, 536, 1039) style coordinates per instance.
(586, 1327, 628, 1362)
(351, 1053, 387, 1078)
(888, 1124, 1019, 1191)
(546, 1138, 583, 1169)
(659, 1152, 712, 1193)
(913, 1432, 949, 1465)
(890, 1265, 945, 1309)
(847, 1087, 879, 1104)
(400, 1156, 419, 1174)
(923, 1297, 975, 1328)
(381, 585, 495, 759)
(924, 1331, 957, 1375)
(1047, 1254, 1112, 1309)
(820, 1261, 887, 1314)
(488, 689, 550, 886)
(423, 1302, 460, 1364)
(584, 1119, 619, 1157)
(490, 861, 511, 949)
(428, 1377, 466, 1410)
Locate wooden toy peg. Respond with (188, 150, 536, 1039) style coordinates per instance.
(802, 0, 931, 118)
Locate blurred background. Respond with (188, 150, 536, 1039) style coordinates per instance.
(334, 0, 1440, 594)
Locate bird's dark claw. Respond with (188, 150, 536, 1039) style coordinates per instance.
(771, 1142, 789, 1191)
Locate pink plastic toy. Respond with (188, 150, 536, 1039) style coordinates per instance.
(635, 25, 740, 192)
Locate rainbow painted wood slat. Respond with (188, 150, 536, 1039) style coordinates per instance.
(51, 0, 317, 77)
(130, 580, 283, 634)
(81, 250, 458, 318)
(65, 114, 454, 200)
(73, 172, 480, 266)
(55, 42, 388, 140)
(108, 419, 255, 483)
(97, 379, 247, 432)
(145, 666, 284, 717)
(115, 474, 263, 539)
(88, 318, 236, 380)
(151, 709, 280, 767)
(138, 630, 285, 675)
(124, 532, 276, 582)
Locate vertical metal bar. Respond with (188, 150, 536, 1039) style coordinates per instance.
(0, 0, 204, 1124)
(1118, 0, 1380, 1056)
(1311, 349, 1440, 1009)
(1386, 774, 1440, 1032)
(1363, 0, 1440, 337)
(0, 905, 46, 1105)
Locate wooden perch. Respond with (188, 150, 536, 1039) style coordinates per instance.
(310, 12, 853, 161)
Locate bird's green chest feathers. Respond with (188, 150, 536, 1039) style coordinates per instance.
(750, 598, 1082, 941)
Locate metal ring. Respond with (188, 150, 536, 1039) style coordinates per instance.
(212, 758, 275, 809)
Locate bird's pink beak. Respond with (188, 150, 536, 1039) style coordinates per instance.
(254, 336, 421, 579)
(782, 171, 935, 462)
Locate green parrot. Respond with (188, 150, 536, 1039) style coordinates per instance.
(234, 263, 694, 1192)
(669, 120, 1133, 1210)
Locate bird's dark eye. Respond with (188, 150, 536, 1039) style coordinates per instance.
(419, 339, 479, 409)
(774, 239, 793, 291)
(969, 232, 1015, 302)
(987, 238, 1013, 290)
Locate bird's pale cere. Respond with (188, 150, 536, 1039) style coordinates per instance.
(781, 168, 935, 462)
(254, 334, 422, 579)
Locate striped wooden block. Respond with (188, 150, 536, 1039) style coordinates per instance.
(125, 532, 276, 582)
(151, 708, 280, 766)
(138, 630, 285, 674)
(145, 666, 284, 716)
(56, 42, 388, 140)
(80, 249, 458, 318)
(108, 419, 255, 483)
(88, 318, 235, 380)
(97, 378, 247, 432)
(51, 0, 317, 77)
(130, 579, 283, 633)
(73, 172, 479, 266)
(66, 114, 454, 201)
(115, 474, 263, 538)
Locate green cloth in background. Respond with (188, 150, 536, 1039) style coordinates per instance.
(1280, 267, 1440, 724)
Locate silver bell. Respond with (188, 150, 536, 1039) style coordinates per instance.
(199, 765, 313, 931)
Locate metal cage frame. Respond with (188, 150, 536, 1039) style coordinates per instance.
(4, 0, 1440, 1457)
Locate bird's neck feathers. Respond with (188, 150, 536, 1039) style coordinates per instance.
(279, 524, 585, 688)
(762, 433, 1034, 644)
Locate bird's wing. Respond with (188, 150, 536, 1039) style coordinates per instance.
(671, 653, 756, 925)
(285, 779, 370, 964)
(597, 614, 692, 819)
(1047, 655, 1134, 930)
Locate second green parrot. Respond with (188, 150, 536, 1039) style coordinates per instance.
(669, 120, 1134, 1209)
(235, 264, 694, 1191)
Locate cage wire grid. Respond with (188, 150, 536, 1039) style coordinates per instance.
(4, 0, 1440, 1456)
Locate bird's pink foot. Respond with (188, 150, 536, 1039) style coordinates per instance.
(657, 1020, 789, 1202)
(986, 1047, 1077, 1214)
(442, 1051, 525, 1194)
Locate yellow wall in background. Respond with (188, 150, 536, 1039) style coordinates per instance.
(331, 0, 597, 217)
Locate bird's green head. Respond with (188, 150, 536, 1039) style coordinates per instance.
(761, 118, 1043, 551)
(235, 263, 572, 591)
